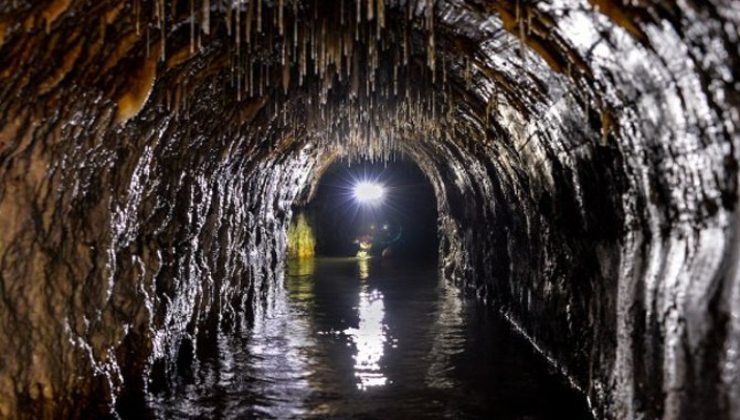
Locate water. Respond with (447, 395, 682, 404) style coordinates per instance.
(142, 258, 593, 419)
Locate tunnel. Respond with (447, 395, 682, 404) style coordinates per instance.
(295, 158, 439, 260)
(0, 0, 737, 418)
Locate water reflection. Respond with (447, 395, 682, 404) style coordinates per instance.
(139, 258, 594, 419)
(425, 277, 465, 389)
(287, 257, 316, 276)
(357, 256, 370, 279)
(344, 286, 389, 390)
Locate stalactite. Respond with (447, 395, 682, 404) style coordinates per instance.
(257, 0, 262, 33)
(356, 0, 361, 26)
(225, 0, 232, 35)
(517, 1, 526, 65)
(377, 0, 385, 29)
(134, 0, 141, 34)
(4, 0, 458, 233)
(278, 0, 284, 36)
(159, 0, 166, 61)
(202, 0, 210, 34)
(189, 0, 195, 53)
(246, 0, 254, 45)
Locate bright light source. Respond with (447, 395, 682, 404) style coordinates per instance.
(353, 181, 385, 204)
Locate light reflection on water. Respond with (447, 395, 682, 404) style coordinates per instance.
(357, 256, 370, 279)
(287, 257, 316, 277)
(424, 276, 465, 390)
(344, 286, 389, 390)
(139, 257, 594, 419)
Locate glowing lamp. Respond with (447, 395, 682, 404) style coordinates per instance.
(353, 181, 385, 204)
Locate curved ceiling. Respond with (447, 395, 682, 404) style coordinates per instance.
(0, 1, 737, 419)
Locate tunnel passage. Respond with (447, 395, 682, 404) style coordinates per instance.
(0, 0, 737, 419)
(294, 157, 439, 260)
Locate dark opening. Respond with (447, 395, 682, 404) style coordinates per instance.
(298, 157, 438, 261)
(128, 156, 593, 419)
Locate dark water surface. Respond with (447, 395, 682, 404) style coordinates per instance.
(142, 258, 593, 419)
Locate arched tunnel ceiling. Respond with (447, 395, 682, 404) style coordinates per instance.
(0, 1, 738, 419)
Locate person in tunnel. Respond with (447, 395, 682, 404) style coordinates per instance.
(354, 221, 403, 259)
(354, 233, 374, 259)
(375, 222, 402, 258)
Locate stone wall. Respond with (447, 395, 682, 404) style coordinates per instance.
(0, 1, 736, 418)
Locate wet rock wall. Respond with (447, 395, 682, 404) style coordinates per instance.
(0, 65, 319, 416)
(0, 1, 737, 419)
(408, 1, 739, 418)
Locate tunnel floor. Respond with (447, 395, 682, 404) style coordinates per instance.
(140, 258, 593, 419)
